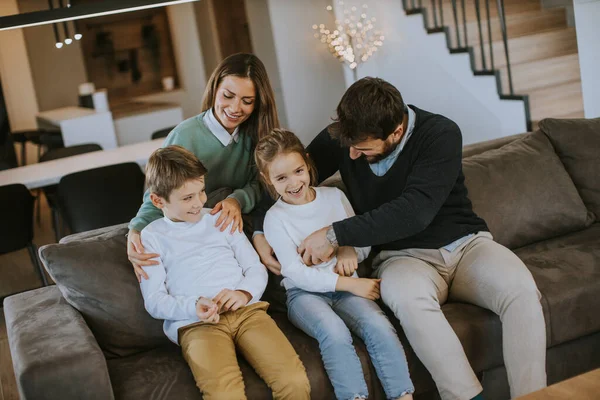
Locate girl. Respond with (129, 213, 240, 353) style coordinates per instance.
(256, 129, 414, 400)
(127, 53, 279, 280)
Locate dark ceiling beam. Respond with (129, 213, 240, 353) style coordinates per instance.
(0, 0, 199, 31)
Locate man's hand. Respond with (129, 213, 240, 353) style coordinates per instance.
(336, 277, 381, 300)
(196, 297, 220, 323)
(335, 247, 358, 276)
(127, 229, 160, 282)
(252, 234, 282, 275)
(298, 226, 335, 266)
(211, 198, 243, 234)
(213, 289, 252, 313)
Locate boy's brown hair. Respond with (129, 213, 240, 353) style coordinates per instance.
(328, 76, 405, 146)
(254, 129, 317, 199)
(145, 145, 208, 200)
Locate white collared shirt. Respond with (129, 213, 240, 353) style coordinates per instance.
(203, 108, 240, 146)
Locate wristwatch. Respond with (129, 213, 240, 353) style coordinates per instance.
(326, 226, 338, 248)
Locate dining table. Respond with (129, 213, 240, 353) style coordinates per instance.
(0, 138, 163, 190)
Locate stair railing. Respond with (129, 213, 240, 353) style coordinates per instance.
(403, 0, 531, 129)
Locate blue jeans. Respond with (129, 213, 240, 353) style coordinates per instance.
(287, 288, 414, 400)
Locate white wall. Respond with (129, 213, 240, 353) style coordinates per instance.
(245, 0, 289, 128)
(261, 0, 528, 145)
(263, 0, 347, 144)
(573, 0, 600, 118)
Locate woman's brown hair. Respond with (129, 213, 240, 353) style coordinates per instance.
(201, 53, 279, 144)
(254, 129, 317, 199)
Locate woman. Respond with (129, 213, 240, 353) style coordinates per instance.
(127, 53, 279, 281)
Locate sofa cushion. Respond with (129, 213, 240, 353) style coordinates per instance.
(39, 225, 170, 359)
(515, 223, 600, 346)
(539, 117, 600, 220)
(462, 130, 593, 249)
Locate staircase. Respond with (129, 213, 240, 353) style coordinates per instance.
(404, 0, 583, 130)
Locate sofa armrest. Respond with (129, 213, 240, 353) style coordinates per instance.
(3, 286, 114, 400)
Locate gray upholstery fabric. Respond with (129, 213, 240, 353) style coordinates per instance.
(4, 286, 114, 400)
(515, 224, 600, 346)
(462, 130, 592, 249)
(462, 133, 526, 158)
(39, 226, 170, 358)
(539, 117, 600, 219)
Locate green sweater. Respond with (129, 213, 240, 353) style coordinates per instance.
(129, 111, 261, 232)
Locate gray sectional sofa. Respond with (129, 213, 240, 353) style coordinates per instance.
(4, 117, 600, 399)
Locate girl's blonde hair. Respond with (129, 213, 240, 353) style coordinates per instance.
(201, 53, 279, 144)
(254, 129, 318, 199)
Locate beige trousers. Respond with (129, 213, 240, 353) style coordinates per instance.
(372, 232, 546, 400)
(179, 302, 310, 400)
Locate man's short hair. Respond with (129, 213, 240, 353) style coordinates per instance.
(145, 145, 207, 200)
(329, 77, 405, 146)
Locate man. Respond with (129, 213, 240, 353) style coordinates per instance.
(252, 77, 546, 400)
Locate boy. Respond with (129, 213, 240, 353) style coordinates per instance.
(139, 145, 310, 399)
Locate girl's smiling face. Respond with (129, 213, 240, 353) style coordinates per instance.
(267, 151, 314, 205)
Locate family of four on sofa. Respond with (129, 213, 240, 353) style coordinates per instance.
(125, 53, 546, 400)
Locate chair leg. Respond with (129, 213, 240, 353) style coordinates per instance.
(21, 142, 27, 166)
(27, 242, 49, 287)
(52, 208, 62, 242)
(35, 190, 42, 226)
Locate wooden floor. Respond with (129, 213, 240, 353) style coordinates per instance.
(1, 192, 56, 400)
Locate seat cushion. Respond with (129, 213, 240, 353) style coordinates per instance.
(462, 130, 593, 249)
(515, 224, 600, 346)
(539, 117, 600, 220)
(39, 225, 171, 359)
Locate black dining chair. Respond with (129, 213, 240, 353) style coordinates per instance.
(12, 129, 63, 165)
(39, 143, 103, 241)
(0, 118, 18, 170)
(57, 162, 145, 235)
(0, 184, 49, 293)
(151, 126, 175, 140)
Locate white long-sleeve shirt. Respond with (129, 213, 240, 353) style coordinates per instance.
(140, 209, 267, 344)
(264, 186, 370, 293)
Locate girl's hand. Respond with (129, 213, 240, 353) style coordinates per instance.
(344, 278, 381, 301)
(127, 229, 160, 282)
(211, 198, 243, 234)
(252, 234, 282, 275)
(196, 297, 220, 323)
(213, 289, 252, 313)
(335, 247, 358, 276)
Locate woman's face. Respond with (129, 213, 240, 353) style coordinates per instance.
(213, 75, 256, 134)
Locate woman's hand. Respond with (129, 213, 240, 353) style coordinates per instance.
(335, 247, 358, 276)
(127, 229, 160, 282)
(252, 233, 282, 275)
(211, 198, 243, 234)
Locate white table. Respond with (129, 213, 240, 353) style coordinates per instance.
(37, 106, 118, 150)
(0, 139, 163, 190)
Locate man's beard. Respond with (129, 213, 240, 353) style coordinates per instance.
(365, 140, 398, 164)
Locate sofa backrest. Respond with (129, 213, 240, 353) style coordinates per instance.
(462, 123, 596, 249)
(39, 225, 171, 359)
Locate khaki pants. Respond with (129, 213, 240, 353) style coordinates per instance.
(373, 232, 547, 400)
(179, 302, 310, 400)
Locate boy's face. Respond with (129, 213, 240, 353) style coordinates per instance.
(151, 177, 207, 223)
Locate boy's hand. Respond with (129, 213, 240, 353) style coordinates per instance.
(213, 289, 251, 313)
(335, 246, 358, 276)
(196, 297, 220, 323)
(346, 278, 381, 301)
(211, 198, 243, 234)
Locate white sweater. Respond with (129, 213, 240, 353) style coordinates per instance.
(140, 209, 267, 344)
(264, 186, 370, 293)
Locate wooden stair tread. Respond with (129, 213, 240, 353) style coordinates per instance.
(453, 8, 567, 47)
(528, 80, 583, 121)
(500, 53, 581, 94)
(473, 27, 578, 69)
